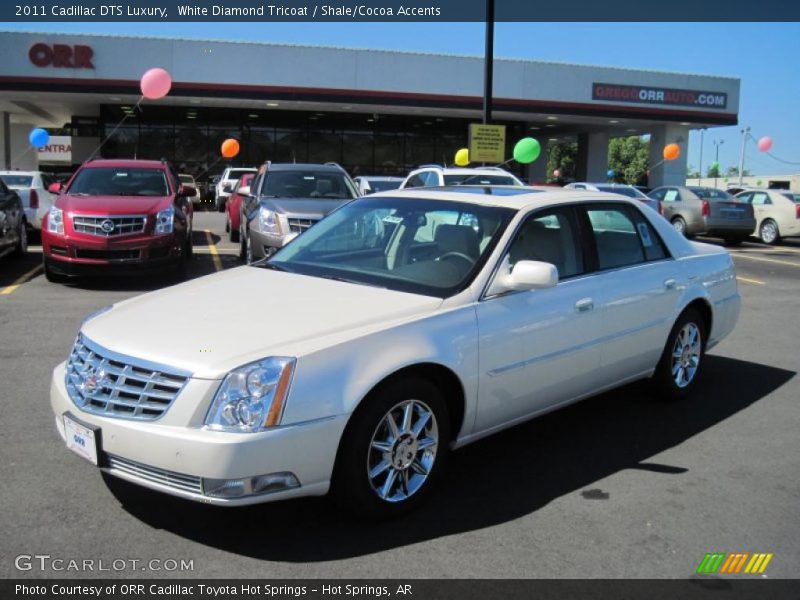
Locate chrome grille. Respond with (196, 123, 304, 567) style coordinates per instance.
(72, 215, 146, 236)
(65, 335, 189, 421)
(107, 455, 202, 494)
(287, 217, 318, 234)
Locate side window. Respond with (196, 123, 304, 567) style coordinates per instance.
(507, 208, 584, 279)
(649, 188, 666, 201)
(572, 184, 586, 190)
(736, 192, 753, 204)
(663, 189, 680, 202)
(752, 192, 771, 205)
(586, 205, 646, 269)
(420, 171, 438, 187)
(404, 174, 425, 188)
(628, 207, 669, 262)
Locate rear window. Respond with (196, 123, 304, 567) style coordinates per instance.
(0, 175, 34, 187)
(368, 180, 402, 193)
(68, 168, 170, 197)
(689, 187, 734, 200)
(179, 174, 194, 184)
(595, 185, 647, 199)
(444, 174, 520, 186)
(781, 192, 800, 203)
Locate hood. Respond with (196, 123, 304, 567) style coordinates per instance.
(57, 194, 171, 215)
(259, 196, 352, 218)
(81, 266, 443, 379)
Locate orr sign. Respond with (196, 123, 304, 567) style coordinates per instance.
(29, 43, 94, 69)
(592, 83, 727, 109)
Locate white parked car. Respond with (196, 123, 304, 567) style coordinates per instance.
(564, 182, 662, 216)
(400, 165, 523, 189)
(0, 170, 58, 232)
(353, 175, 404, 196)
(215, 167, 257, 212)
(51, 190, 740, 517)
(734, 188, 800, 245)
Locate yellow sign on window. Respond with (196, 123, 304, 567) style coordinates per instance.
(468, 124, 507, 163)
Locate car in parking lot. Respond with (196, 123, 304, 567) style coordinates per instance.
(225, 172, 254, 243)
(648, 186, 755, 244)
(734, 188, 800, 245)
(41, 159, 195, 282)
(400, 165, 524, 189)
(215, 167, 257, 212)
(564, 182, 661, 216)
(241, 162, 358, 262)
(51, 189, 740, 517)
(0, 178, 27, 260)
(354, 176, 404, 195)
(0, 170, 58, 235)
(178, 173, 200, 204)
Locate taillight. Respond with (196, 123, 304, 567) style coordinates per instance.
(701, 200, 710, 217)
(796, 203, 800, 219)
(658, 202, 663, 215)
(29, 189, 39, 209)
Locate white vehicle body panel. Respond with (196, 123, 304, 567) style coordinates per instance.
(51, 189, 740, 505)
(0, 170, 57, 229)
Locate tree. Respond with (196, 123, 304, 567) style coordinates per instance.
(608, 136, 650, 185)
(725, 166, 751, 177)
(687, 165, 700, 179)
(546, 142, 577, 182)
(706, 164, 720, 178)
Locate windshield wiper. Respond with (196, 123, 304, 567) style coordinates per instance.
(314, 274, 386, 289)
(257, 261, 291, 272)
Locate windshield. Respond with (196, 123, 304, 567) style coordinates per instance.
(368, 180, 402, 193)
(262, 170, 358, 199)
(444, 174, 520, 186)
(596, 185, 646, 199)
(225, 169, 255, 181)
(689, 187, 734, 200)
(67, 168, 170, 197)
(0, 175, 34, 187)
(265, 196, 515, 298)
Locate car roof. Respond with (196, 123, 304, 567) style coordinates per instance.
(82, 159, 167, 169)
(413, 166, 518, 176)
(263, 163, 343, 172)
(0, 170, 40, 176)
(372, 187, 644, 211)
(359, 175, 404, 181)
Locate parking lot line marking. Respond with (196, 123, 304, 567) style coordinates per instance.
(731, 254, 800, 268)
(204, 229, 223, 272)
(736, 276, 766, 286)
(0, 264, 43, 295)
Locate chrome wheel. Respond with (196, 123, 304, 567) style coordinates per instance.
(672, 217, 686, 235)
(760, 220, 778, 245)
(367, 399, 438, 503)
(671, 323, 701, 388)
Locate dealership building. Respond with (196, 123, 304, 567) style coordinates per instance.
(0, 31, 740, 186)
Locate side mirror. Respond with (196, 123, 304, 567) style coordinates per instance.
(487, 257, 558, 296)
(223, 184, 233, 193)
(48, 182, 62, 193)
(180, 184, 197, 197)
(238, 186, 250, 196)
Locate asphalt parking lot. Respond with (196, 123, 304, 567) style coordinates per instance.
(1, 211, 798, 579)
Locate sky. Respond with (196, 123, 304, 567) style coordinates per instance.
(2, 21, 799, 175)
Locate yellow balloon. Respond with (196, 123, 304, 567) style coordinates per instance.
(454, 148, 470, 167)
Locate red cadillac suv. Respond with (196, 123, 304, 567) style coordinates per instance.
(41, 159, 195, 282)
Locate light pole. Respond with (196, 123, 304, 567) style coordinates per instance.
(713, 139, 724, 188)
(483, 0, 494, 125)
(698, 128, 706, 184)
(738, 126, 751, 186)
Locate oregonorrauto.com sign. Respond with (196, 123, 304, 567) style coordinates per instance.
(593, 82, 728, 109)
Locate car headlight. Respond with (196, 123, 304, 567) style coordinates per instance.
(155, 206, 174, 234)
(204, 357, 296, 433)
(47, 206, 64, 234)
(258, 207, 281, 235)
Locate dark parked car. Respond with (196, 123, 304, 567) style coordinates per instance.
(648, 186, 755, 245)
(241, 162, 358, 263)
(0, 179, 27, 260)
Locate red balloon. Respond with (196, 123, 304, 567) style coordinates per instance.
(221, 139, 240, 158)
(757, 136, 773, 152)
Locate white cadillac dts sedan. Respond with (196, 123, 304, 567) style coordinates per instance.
(51, 188, 740, 517)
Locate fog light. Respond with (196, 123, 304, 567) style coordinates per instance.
(202, 472, 300, 499)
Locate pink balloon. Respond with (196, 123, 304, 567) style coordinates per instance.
(757, 136, 773, 153)
(140, 68, 172, 100)
(553, 169, 561, 178)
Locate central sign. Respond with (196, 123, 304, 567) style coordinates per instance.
(468, 124, 506, 164)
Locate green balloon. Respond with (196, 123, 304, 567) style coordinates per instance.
(513, 137, 541, 164)
(711, 161, 720, 169)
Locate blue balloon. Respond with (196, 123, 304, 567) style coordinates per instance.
(606, 169, 615, 178)
(29, 128, 50, 148)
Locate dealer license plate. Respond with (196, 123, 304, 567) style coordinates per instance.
(64, 413, 99, 466)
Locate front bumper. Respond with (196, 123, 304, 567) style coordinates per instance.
(249, 229, 296, 260)
(50, 362, 348, 506)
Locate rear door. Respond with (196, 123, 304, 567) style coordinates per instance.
(581, 202, 680, 384)
(750, 191, 772, 230)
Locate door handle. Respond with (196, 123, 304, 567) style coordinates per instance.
(664, 278, 677, 290)
(575, 298, 594, 313)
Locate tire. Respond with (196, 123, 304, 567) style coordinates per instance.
(652, 308, 707, 401)
(759, 219, 781, 245)
(671, 216, 688, 237)
(224, 217, 230, 233)
(239, 228, 247, 262)
(43, 258, 66, 283)
(332, 377, 450, 519)
(12, 219, 27, 257)
(229, 222, 239, 243)
(185, 227, 194, 260)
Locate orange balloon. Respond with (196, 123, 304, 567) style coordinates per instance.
(221, 138, 240, 159)
(663, 143, 680, 161)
